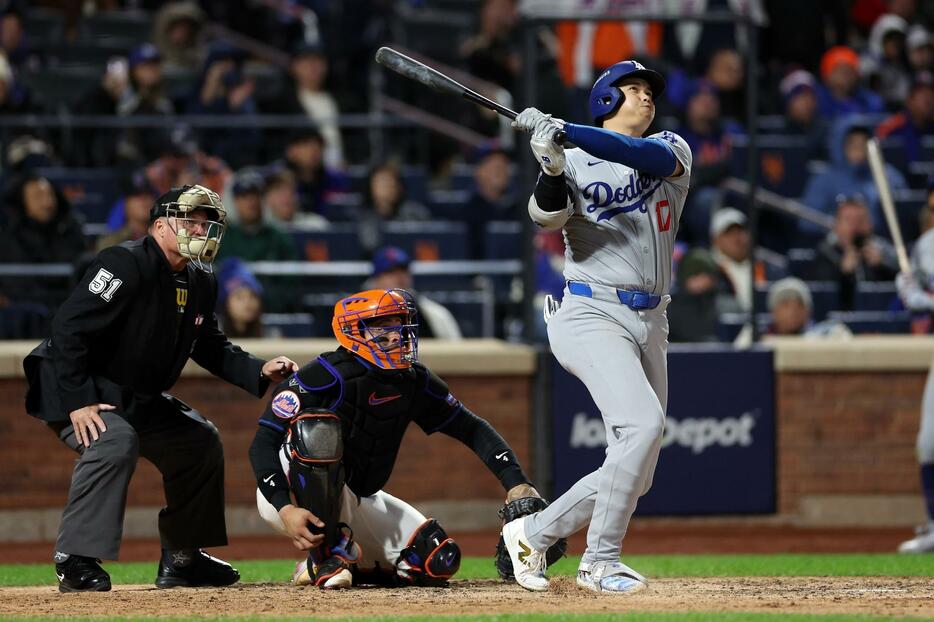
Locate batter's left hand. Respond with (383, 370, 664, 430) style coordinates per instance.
(506, 483, 541, 503)
(262, 356, 299, 382)
(512, 107, 550, 133)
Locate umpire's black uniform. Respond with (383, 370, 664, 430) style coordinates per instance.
(24, 235, 269, 561)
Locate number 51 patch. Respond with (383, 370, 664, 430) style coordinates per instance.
(88, 268, 123, 302)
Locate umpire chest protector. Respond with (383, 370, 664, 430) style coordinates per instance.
(290, 349, 447, 497)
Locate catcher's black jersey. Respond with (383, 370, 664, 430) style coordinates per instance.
(256, 348, 462, 497)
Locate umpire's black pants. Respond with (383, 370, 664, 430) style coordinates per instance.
(49, 398, 227, 560)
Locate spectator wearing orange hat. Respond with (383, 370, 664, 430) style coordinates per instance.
(815, 45, 885, 119)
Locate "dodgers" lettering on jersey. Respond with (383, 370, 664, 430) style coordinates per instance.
(583, 174, 663, 222)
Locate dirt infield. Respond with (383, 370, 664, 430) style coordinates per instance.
(1, 577, 933, 619)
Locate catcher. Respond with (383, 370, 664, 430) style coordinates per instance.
(249, 288, 564, 588)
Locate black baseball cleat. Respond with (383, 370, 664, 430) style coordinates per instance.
(155, 549, 240, 588)
(55, 555, 112, 593)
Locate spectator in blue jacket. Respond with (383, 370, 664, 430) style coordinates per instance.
(801, 119, 907, 236)
(815, 46, 885, 119)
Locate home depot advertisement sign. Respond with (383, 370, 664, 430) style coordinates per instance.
(550, 346, 776, 514)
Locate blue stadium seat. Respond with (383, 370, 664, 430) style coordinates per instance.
(41, 41, 133, 69)
(421, 290, 492, 337)
(854, 282, 898, 312)
(484, 221, 522, 259)
(895, 193, 925, 246)
(36, 168, 121, 224)
(21, 67, 103, 110)
(730, 136, 812, 198)
(77, 10, 153, 43)
(786, 248, 816, 279)
(262, 313, 315, 338)
(826, 310, 912, 334)
(716, 312, 747, 342)
(400, 167, 428, 203)
(287, 224, 363, 261)
(449, 173, 475, 192)
(23, 8, 65, 44)
(381, 221, 468, 260)
(426, 190, 471, 219)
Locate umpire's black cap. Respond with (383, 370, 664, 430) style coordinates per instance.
(150, 187, 185, 222)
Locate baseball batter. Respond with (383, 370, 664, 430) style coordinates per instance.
(895, 224, 934, 554)
(501, 60, 692, 593)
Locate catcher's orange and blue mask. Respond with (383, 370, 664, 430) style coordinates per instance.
(332, 289, 418, 369)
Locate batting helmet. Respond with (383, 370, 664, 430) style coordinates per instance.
(332, 289, 418, 369)
(589, 60, 666, 126)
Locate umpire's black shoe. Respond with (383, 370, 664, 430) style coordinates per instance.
(155, 549, 240, 588)
(55, 555, 111, 593)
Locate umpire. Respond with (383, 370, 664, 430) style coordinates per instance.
(23, 184, 298, 592)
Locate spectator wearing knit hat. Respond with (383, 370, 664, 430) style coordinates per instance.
(774, 69, 827, 160)
(216, 258, 273, 339)
(765, 277, 851, 338)
(815, 46, 885, 119)
(861, 13, 912, 110)
(907, 25, 934, 74)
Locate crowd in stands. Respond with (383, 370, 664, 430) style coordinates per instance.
(0, 0, 933, 342)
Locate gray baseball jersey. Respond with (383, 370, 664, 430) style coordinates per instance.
(522, 132, 693, 568)
(560, 131, 692, 295)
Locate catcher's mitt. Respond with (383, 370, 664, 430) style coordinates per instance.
(494, 496, 568, 580)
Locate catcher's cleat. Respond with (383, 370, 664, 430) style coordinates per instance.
(576, 561, 647, 594)
(897, 522, 934, 554)
(294, 524, 361, 589)
(55, 555, 111, 593)
(500, 517, 549, 591)
(155, 549, 240, 588)
(292, 557, 355, 589)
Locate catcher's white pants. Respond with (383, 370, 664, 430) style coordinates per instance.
(524, 290, 670, 564)
(256, 449, 428, 570)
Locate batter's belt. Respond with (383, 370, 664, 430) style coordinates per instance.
(567, 280, 662, 310)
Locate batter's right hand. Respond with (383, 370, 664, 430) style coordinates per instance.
(68, 403, 115, 447)
(278, 505, 325, 551)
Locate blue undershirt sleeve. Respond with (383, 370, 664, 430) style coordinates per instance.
(564, 123, 678, 178)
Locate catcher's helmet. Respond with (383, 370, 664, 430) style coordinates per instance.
(332, 289, 418, 369)
(589, 60, 666, 127)
(151, 184, 227, 272)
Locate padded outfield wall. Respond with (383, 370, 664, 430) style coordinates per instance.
(0, 337, 928, 543)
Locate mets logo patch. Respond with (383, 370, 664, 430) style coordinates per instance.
(271, 390, 301, 419)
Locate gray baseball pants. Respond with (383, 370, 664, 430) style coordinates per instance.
(524, 288, 670, 564)
(49, 399, 228, 561)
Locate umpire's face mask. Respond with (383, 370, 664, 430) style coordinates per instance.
(163, 185, 227, 273)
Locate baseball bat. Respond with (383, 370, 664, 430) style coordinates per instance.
(866, 138, 911, 274)
(374, 46, 567, 145)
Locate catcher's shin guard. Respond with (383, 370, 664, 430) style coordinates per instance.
(395, 519, 461, 586)
(287, 410, 345, 552)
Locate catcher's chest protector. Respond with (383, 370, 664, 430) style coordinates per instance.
(318, 352, 421, 497)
